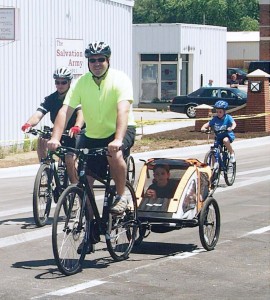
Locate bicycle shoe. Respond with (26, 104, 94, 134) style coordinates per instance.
(230, 154, 236, 163)
(77, 240, 93, 255)
(109, 196, 128, 215)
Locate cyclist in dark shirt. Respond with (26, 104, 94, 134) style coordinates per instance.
(21, 67, 84, 183)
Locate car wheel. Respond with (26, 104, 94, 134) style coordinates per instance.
(185, 105, 196, 118)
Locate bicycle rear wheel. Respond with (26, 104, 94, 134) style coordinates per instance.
(199, 197, 220, 251)
(106, 181, 138, 261)
(52, 185, 87, 276)
(33, 164, 52, 227)
(224, 153, 236, 186)
(204, 150, 220, 195)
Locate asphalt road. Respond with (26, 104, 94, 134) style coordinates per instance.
(0, 136, 269, 299)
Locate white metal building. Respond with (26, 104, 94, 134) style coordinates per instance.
(133, 23, 227, 106)
(0, 0, 134, 147)
(227, 31, 260, 67)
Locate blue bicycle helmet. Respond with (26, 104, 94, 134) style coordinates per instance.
(85, 41, 111, 58)
(214, 100, 228, 110)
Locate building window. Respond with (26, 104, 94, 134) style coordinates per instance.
(141, 54, 159, 61)
(139, 53, 189, 102)
(161, 54, 178, 61)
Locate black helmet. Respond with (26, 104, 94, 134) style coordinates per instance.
(85, 41, 111, 58)
(53, 67, 73, 80)
(214, 100, 228, 110)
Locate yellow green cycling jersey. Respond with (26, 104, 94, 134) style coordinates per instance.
(64, 68, 136, 138)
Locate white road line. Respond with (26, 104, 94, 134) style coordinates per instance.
(215, 174, 270, 193)
(37, 280, 107, 297)
(237, 167, 270, 176)
(240, 225, 270, 237)
(35, 225, 269, 298)
(0, 227, 52, 248)
(170, 248, 205, 259)
(33, 248, 206, 299)
(0, 195, 103, 218)
(0, 206, 33, 218)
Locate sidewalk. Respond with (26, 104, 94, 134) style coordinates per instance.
(134, 110, 195, 135)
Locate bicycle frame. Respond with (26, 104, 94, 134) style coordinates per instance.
(204, 131, 236, 194)
(212, 140, 229, 174)
(75, 150, 116, 240)
(44, 152, 68, 201)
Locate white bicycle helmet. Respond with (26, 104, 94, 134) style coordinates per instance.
(85, 41, 111, 58)
(53, 67, 73, 80)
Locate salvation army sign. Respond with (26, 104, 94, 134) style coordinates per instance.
(56, 39, 84, 75)
(0, 8, 15, 40)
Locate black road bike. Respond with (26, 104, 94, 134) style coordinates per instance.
(52, 146, 138, 276)
(29, 128, 69, 227)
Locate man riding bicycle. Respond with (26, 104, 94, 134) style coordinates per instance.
(47, 41, 136, 215)
(21, 67, 85, 183)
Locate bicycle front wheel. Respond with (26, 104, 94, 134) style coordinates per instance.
(106, 181, 138, 261)
(52, 185, 87, 276)
(204, 150, 220, 195)
(126, 155, 135, 187)
(33, 164, 52, 227)
(199, 197, 220, 251)
(224, 154, 236, 186)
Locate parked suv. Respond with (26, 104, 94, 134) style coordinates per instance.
(248, 61, 270, 80)
(227, 68, 248, 85)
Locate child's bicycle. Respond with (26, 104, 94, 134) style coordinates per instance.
(51, 146, 138, 276)
(29, 127, 70, 227)
(202, 129, 236, 195)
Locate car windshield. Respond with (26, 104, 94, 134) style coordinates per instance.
(234, 89, 247, 98)
(235, 69, 246, 75)
(189, 88, 218, 97)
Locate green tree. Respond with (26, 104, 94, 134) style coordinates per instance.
(240, 17, 259, 31)
(133, 0, 259, 31)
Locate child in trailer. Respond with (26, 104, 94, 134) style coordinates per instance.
(145, 164, 178, 199)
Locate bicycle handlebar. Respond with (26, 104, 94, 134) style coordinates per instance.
(28, 128, 70, 139)
(56, 146, 109, 158)
(201, 129, 229, 134)
(28, 128, 52, 139)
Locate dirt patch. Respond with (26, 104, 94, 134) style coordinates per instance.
(0, 126, 269, 168)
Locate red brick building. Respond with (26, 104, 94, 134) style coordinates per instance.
(260, 0, 270, 60)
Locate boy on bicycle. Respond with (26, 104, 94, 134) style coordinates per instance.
(201, 100, 236, 163)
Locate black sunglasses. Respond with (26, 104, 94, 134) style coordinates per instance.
(55, 80, 68, 85)
(88, 57, 106, 63)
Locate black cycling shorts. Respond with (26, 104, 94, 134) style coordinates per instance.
(76, 126, 136, 178)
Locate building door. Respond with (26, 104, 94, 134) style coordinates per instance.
(161, 64, 177, 100)
(140, 54, 179, 103)
(141, 63, 158, 101)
